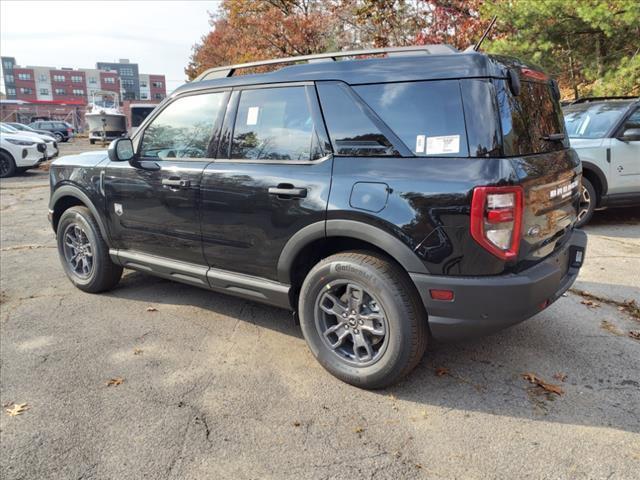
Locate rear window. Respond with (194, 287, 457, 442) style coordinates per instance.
(495, 79, 568, 156)
(354, 80, 468, 157)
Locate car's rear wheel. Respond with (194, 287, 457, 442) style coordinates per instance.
(0, 151, 17, 178)
(576, 177, 596, 228)
(53, 132, 64, 142)
(57, 206, 122, 293)
(299, 251, 427, 389)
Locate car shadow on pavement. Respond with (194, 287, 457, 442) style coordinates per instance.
(104, 270, 640, 435)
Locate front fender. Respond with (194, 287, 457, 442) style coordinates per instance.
(49, 184, 110, 244)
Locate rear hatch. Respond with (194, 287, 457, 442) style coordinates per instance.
(493, 74, 581, 270)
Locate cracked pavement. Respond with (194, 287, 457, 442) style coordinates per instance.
(1, 141, 639, 479)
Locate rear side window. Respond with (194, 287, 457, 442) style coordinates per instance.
(317, 82, 398, 156)
(140, 92, 227, 159)
(231, 86, 321, 161)
(355, 80, 468, 157)
(496, 79, 567, 156)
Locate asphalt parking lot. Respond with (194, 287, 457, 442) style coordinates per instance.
(1, 139, 639, 479)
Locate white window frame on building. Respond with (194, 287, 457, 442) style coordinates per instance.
(71, 75, 83, 83)
(53, 74, 66, 82)
(40, 88, 49, 95)
(72, 89, 85, 96)
(5, 74, 14, 83)
(103, 77, 115, 84)
(17, 73, 32, 81)
(39, 74, 48, 81)
(20, 87, 33, 94)
(89, 77, 97, 84)
(120, 67, 134, 76)
(154, 93, 164, 100)
(7, 87, 16, 96)
(55, 88, 66, 95)
(152, 81, 163, 88)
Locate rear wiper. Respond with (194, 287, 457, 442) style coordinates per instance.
(540, 133, 566, 142)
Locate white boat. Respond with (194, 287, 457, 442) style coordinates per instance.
(86, 91, 127, 144)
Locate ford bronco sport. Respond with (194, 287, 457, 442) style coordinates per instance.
(49, 46, 587, 389)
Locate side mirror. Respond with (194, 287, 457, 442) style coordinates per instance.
(108, 137, 135, 162)
(618, 128, 640, 142)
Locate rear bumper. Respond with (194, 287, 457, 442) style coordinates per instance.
(410, 229, 587, 341)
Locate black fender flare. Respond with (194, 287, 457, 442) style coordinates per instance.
(50, 184, 111, 244)
(276, 219, 429, 283)
(581, 160, 608, 198)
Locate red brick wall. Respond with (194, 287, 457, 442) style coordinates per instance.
(50, 70, 87, 104)
(13, 68, 37, 102)
(149, 74, 166, 100)
(99, 71, 120, 97)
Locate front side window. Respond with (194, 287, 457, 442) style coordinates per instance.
(231, 86, 318, 161)
(140, 92, 226, 159)
(355, 80, 469, 157)
(317, 82, 397, 156)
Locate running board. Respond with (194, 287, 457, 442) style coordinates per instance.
(110, 249, 291, 309)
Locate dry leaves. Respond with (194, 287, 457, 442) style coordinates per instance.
(629, 330, 640, 341)
(581, 299, 600, 309)
(292, 421, 301, 427)
(552, 372, 568, 382)
(146, 307, 158, 312)
(106, 377, 124, 387)
(601, 320, 624, 336)
(353, 426, 365, 434)
(5, 403, 29, 416)
(133, 348, 143, 355)
(522, 373, 564, 396)
(434, 367, 449, 377)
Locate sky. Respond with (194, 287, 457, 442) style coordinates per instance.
(0, 0, 219, 93)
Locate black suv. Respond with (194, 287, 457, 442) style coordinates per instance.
(29, 120, 75, 142)
(48, 46, 587, 389)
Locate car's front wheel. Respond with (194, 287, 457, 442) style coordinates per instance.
(57, 206, 123, 293)
(0, 151, 17, 178)
(576, 177, 597, 228)
(299, 251, 427, 389)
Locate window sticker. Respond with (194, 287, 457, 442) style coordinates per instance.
(246, 106, 259, 126)
(426, 135, 460, 155)
(415, 134, 425, 153)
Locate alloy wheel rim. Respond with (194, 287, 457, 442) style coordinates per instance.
(577, 185, 591, 222)
(62, 223, 94, 279)
(314, 281, 389, 367)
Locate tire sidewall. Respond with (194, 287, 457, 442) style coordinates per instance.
(57, 209, 103, 289)
(0, 151, 16, 178)
(299, 256, 413, 387)
(577, 177, 596, 227)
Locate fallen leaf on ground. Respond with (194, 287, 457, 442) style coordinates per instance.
(133, 348, 143, 355)
(522, 373, 564, 396)
(601, 320, 624, 336)
(106, 377, 124, 387)
(553, 373, 568, 382)
(435, 367, 449, 377)
(354, 426, 365, 434)
(629, 331, 640, 341)
(293, 421, 301, 427)
(5, 403, 29, 416)
(581, 299, 600, 309)
(146, 307, 158, 312)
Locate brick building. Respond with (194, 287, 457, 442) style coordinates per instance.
(1, 57, 166, 104)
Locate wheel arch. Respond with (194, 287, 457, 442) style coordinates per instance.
(581, 161, 608, 204)
(51, 185, 110, 243)
(277, 220, 428, 299)
(0, 148, 16, 161)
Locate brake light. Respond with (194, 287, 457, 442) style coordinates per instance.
(470, 186, 524, 260)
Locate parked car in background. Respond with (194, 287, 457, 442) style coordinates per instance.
(28, 120, 75, 142)
(563, 97, 640, 226)
(1, 123, 58, 159)
(6, 121, 56, 138)
(0, 131, 47, 178)
(48, 46, 587, 389)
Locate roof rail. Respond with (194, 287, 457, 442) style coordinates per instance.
(193, 45, 458, 81)
(569, 96, 639, 105)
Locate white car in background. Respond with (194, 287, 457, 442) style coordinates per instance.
(563, 97, 640, 226)
(0, 123, 59, 159)
(0, 132, 47, 178)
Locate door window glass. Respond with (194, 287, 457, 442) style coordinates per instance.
(316, 82, 397, 156)
(622, 109, 640, 131)
(140, 92, 226, 159)
(355, 80, 469, 157)
(231, 87, 317, 161)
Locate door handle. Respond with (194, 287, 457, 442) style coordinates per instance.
(268, 185, 307, 198)
(162, 178, 191, 188)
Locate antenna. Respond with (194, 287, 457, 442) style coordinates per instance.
(473, 16, 497, 52)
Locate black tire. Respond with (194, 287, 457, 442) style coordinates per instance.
(89, 139, 96, 145)
(56, 206, 122, 293)
(576, 177, 597, 228)
(53, 132, 64, 142)
(299, 251, 427, 389)
(0, 151, 17, 178)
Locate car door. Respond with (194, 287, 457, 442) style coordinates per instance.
(610, 107, 640, 193)
(200, 84, 333, 281)
(104, 90, 229, 265)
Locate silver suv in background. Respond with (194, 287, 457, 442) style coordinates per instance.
(563, 97, 640, 226)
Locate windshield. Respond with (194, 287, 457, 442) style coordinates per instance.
(1, 124, 18, 133)
(563, 102, 630, 139)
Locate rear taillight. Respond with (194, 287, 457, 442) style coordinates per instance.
(470, 186, 524, 260)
